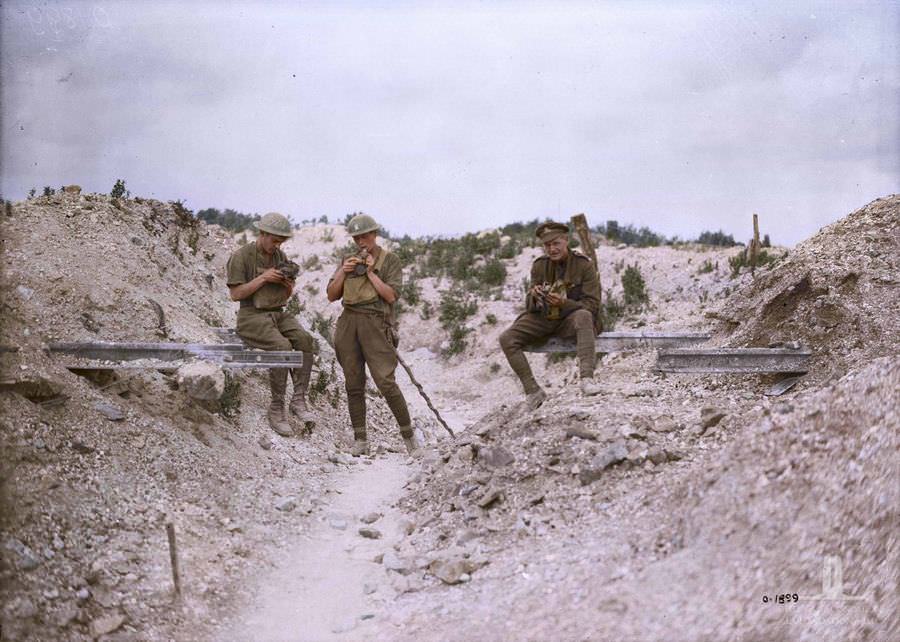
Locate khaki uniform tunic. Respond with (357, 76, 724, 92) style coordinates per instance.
(329, 247, 411, 437)
(226, 242, 315, 353)
(500, 251, 601, 388)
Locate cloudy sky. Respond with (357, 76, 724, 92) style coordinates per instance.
(2, 1, 897, 245)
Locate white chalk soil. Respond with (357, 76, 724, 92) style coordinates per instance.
(221, 455, 412, 641)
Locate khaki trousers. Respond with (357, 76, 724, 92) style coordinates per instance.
(334, 309, 411, 438)
(499, 308, 596, 393)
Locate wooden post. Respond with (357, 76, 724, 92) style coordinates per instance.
(166, 522, 182, 598)
(570, 213, 603, 333)
(750, 213, 760, 275)
(569, 213, 598, 269)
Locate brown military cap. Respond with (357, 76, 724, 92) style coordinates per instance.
(535, 221, 569, 243)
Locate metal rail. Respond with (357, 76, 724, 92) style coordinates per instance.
(524, 331, 710, 354)
(655, 347, 811, 374)
(48, 341, 303, 369)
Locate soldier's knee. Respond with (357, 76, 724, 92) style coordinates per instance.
(499, 328, 517, 351)
(572, 309, 593, 328)
(272, 336, 292, 351)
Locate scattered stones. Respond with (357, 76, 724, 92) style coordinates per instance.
(329, 518, 348, 530)
(564, 426, 598, 441)
(648, 446, 668, 465)
(70, 440, 95, 455)
(4, 538, 40, 571)
(360, 613, 375, 621)
(258, 434, 273, 450)
(358, 527, 382, 539)
(176, 361, 225, 401)
(477, 486, 504, 509)
(360, 512, 382, 524)
(362, 582, 377, 595)
(89, 612, 125, 637)
(428, 556, 487, 585)
(275, 497, 297, 512)
(94, 401, 126, 421)
(700, 406, 727, 430)
(579, 441, 629, 484)
(381, 550, 409, 574)
(650, 416, 679, 433)
(478, 446, 516, 469)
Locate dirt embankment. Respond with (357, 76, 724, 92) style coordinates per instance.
(0, 193, 402, 641)
(363, 196, 899, 641)
(710, 194, 900, 381)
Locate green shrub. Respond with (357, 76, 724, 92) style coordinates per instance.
(420, 301, 433, 320)
(302, 255, 321, 270)
(599, 289, 624, 331)
(28, 188, 36, 198)
(480, 258, 507, 286)
(399, 280, 421, 306)
(696, 230, 738, 246)
(110, 179, 126, 199)
(42, 186, 56, 197)
(697, 259, 715, 274)
(439, 289, 477, 356)
(485, 313, 497, 325)
(311, 311, 334, 347)
(196, 207, 261, 233)
(622, 263, 648, 308)
(729, 248, 780, 278)
(489, 362, 501, 374)
(286, 294, 303, 315)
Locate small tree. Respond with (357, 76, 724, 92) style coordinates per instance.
(27, 188, 36, 198)
(42, 186, 55, 196)
(621, 263, 648, 308)
(110, 179, 126, 199)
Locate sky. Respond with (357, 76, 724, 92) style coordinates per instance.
(1, 0, 898, 245)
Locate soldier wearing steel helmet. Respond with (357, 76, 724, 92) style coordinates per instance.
(326, 213, 419, 457)
(499, 221, 604, 409)
(225, 212, 316, 436)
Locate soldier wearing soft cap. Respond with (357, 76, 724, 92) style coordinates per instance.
(499, 221, 604, 409)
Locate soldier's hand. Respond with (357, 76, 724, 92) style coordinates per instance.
(529, 284, 545, 299)
(364, 253, 375, 270)
(545, 292, 564, 306)
(261, 267, 291, 284)
(341, 257, 359, 274)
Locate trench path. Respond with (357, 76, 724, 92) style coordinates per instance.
(224, 455, 412, 641)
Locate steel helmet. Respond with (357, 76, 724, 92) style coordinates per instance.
(255, 212, 293, 237)
(346, 213, 380, 236)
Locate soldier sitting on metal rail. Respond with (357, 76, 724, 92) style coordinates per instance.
(226, 212, 316, 436)
(499, 221, 603, 409)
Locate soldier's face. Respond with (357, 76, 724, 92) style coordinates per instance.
(353, 231, 377, 253)
(543, 236, 569, 262)
(259, 232, 288, 254)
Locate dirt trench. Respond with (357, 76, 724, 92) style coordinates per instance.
(218, 455, 412, 640)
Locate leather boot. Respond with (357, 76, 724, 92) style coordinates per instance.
(267, 369, 293, 436)
(350, 425, 368, 457)
(289, 352, 315, 422)
(400, 425, 422, 458)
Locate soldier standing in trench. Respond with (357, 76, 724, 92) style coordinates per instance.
(326, 213, 420, 457)
(499, 221, 604, 409)
(226, 212, 316, 436)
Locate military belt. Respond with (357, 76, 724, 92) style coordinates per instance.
(240, 300, 284, 312)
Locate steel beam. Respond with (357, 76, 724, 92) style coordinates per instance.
(48, 341, 303, 368)
(655, 347, 811, 374)
(524, 331, 710, 354)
